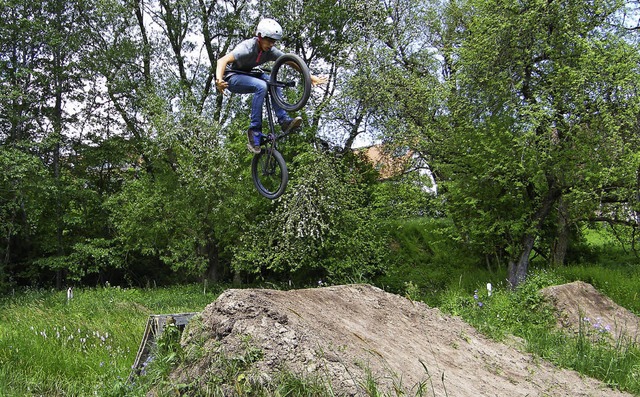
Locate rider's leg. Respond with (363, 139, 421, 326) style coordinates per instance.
(269, 82, 302, 132)
(270, 84, 290, 123)
(226, 74, 267, 147)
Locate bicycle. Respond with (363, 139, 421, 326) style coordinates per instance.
(229, 53, 312, 200)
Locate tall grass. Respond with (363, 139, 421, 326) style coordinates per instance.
(438, 270, 640, 395)
(375, 218, 507, 307)
(0, 284, 221, 396)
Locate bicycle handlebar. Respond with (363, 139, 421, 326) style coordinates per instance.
(226, 68, 270, 77)
(225, 69, 296, 88)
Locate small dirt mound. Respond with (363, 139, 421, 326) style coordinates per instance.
(541, 280, 640, 343)
(176, 284, 632, 396)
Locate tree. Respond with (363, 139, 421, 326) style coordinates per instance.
(232, 149, 388, 283)
(0, 0, 111, 287)
(0, 147, 51, 290)
(342, 0, 640, 288)
(446, 0, 640, 286)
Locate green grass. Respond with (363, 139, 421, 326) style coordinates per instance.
(375, 218, 507, 307)
(4, 224, 640, 396)
(436, 270, 640, 395)
(0, 284, 222, 396)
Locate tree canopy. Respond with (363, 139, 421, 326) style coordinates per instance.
(2, 0, 639, 290)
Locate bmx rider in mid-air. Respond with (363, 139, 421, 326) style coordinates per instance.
(215, 18, 327, 154)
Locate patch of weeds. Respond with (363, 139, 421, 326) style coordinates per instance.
(358, 361, 449, 397)
(271, 370, 334, 396)
(437, 269, 640, 395)
(439, 271, 559, 342)
(192, 335, 336, 396)
(535, 316, 640, 393)
(361, 367, 383, 397)
(137, 322, 185, 394)
(226, 335, 264, 378)
(404, 281, 421, 301)
(458, 331, 471, 344)
(180, 314, 208, 364)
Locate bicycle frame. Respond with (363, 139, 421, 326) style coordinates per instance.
(263, 85, 297, 154)
(227, 55, 311, 199)
(227, 68, 296, 151)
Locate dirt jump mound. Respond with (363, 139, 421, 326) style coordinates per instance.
(177, 284, 632, 396)
(541, 280, 640, 343)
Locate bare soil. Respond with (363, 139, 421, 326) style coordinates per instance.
(177, 283, 637, 396)
(540, 281, 640, 344)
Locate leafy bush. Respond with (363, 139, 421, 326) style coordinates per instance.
(374, 217, 494, 305)
(232, 149, 389, 284)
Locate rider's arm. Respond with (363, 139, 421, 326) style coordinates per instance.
(310, 74, 328, 86)
(216, 53, 235, 92)
(285, 61, 328, 86)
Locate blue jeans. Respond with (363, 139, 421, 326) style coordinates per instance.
(226, 73, 289, 131)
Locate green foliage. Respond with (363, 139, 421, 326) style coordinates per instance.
(344, 0, 640, 287)
(266, 0, 385, 61)
(374, 218, 483, 304)
(34, 238, 125, 283)
(437, 0, 640, 283)
(130, 327, 334, 397)
(439, 271, 559, 340)
(3, 0, 640, 299)
(104, 96, 255, 283)
(131, 323, 186, 395)
(0, 147, 52, 289)
(580, 224, 640, 267)
(526, 315, 640, 393)
(369, 176, 438, 220)
(233, 149, 389, 284)
(0, 284, 219, 397)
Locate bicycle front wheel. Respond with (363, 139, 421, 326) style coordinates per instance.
(269, 54, 312, 112)
(251, 148, 288, 200)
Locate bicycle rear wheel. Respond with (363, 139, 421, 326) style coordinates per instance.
(251, 148, 288, 200)
(269, 54, 311, 112)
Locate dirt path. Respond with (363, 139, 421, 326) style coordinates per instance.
(178, 284, 634, 396)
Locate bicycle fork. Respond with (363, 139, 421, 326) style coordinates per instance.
(260, 94, 278, 175)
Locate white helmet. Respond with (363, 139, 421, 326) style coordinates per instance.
(256, 18, 282, 40)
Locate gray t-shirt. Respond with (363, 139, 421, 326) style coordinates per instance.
(229, 37, 284, 72)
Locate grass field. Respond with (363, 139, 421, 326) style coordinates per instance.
(2, 263, 640, 395)
(0, 284, 223, 396)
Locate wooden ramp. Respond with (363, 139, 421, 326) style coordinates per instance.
(129, 312, 198, 381)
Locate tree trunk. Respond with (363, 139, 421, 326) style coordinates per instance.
(508, 234, 535, 288)
(551, 197, 569, 267)
(508, 181, 562, 288)
(205, 239, 219, 282)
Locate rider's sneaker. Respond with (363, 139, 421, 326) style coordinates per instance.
(247, 129, 262, 154)
(280, 116, 302, 133)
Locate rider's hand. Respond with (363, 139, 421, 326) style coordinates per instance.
(311, 75, 328, 86)
(216, 79, 228, 92)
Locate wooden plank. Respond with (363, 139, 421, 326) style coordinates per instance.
(128, 312, 199, 382)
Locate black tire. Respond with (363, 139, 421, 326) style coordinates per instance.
(251, 148, 288, 200)
(269, 53, 312, 112)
